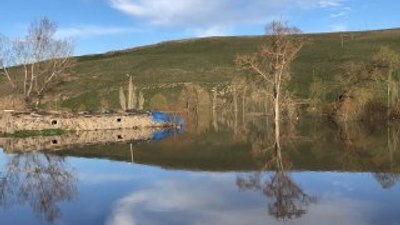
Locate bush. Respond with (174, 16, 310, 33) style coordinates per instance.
(359, 100, 387, 121)
(149, 93, 168, 110)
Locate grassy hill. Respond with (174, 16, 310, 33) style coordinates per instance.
(2, 28, 400, 111)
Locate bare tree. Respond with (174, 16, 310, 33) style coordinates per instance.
(236, 21, 303, 122)
(0, 35, 14, 87)
(0, 17, 74, 110)
(332, 46, 400, 121)
(371, 46, 400, 117)
(236, 21, 303, 153)
(119, 86, 127, 111)
(138, 90, 145, 110)
(127, 75, 137, 110)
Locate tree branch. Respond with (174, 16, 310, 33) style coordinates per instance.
(1, 67, 17, 90)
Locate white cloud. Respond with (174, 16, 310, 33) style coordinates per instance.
(191, 26, 232, 37)
(330, 23, 348, 31)
(293, 0, 342, 9)
(108, 0, 346, 35)
(55, 25, 140, 39)
(318, 0, 343, 8)
(329, 5, 351, 18)
(330, 12, 347, 18)
(109, 0, 272, 27)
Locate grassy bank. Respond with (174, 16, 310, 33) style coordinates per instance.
(0, 129, 66, 138)
(1, 28, 400, 111)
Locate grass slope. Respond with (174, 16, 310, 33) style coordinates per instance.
(2, 28, 400, 110)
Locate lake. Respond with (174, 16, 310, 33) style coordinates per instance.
(0, 115, 400, 225)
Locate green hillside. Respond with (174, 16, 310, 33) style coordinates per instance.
(2, 28, 400, 111)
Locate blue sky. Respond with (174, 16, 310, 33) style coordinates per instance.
(1, 0, 399, 56)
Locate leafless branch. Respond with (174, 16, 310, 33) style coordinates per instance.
(0, 17, 75, 110)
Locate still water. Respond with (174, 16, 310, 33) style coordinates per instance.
(0, 116, 400, 225)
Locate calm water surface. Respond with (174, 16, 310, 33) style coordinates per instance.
(0, 116, 400, 225)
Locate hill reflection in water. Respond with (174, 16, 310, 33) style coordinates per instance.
(33, 116, 400, 175)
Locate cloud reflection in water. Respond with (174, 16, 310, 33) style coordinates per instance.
(105, 173, 375, 225)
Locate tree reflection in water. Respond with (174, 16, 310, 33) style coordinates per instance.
(0, 152, 77, 222)
(237, 148, 315, 220)
(374, 173, 400, 189)
(335, 121, 400, 188)
(237, 120, 315, 220)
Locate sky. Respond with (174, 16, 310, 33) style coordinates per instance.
(1, 0, 399, 56)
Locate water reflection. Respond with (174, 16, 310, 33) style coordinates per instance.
(332, 121, 400, 188)
(32, 115, 400, 176)
(237, 155, 315, 220)
(237, 119, 315, 220)
(373, 173, 400, 189)
(1, 98, 400, 224)
(0, 128, 180, 153)
(0, 128, 179, 223)
(0, 152, 76, 222)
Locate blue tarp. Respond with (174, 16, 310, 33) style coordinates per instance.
(150, 112, 185, 141)
(152, 111, 170, 122)
(151, 129, 177, 141)
(151, 111, 184, 127)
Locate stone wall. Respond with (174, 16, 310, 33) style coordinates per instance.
(0, 128, 159, 153)
(0, 111, 169, 133)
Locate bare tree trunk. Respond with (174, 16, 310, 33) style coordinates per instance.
(119, 87, 127, 111)
(128, 76, 137, 110)
(274, 82, 281, 125)
(233, 87, 238, 112)
(212, 90, 217, 111)
(387, 69, 392, 118)
(23, 65, 28, 96)
(128, 76, 133, 110)
(2, 68, 16, 89)
(27, 63, 35, 99)
(138, 91, 145, 110)
(233, 87, 239, 135)
(34, 96, 42, 111)
(242, 88, 246, 125)
(274, 96, 281, 162)
(274, 81, 281, 161)
(212, 90, 218, 131)
(212, 110, 218, 131)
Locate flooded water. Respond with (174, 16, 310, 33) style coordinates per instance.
(1, 115, 400, 225)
